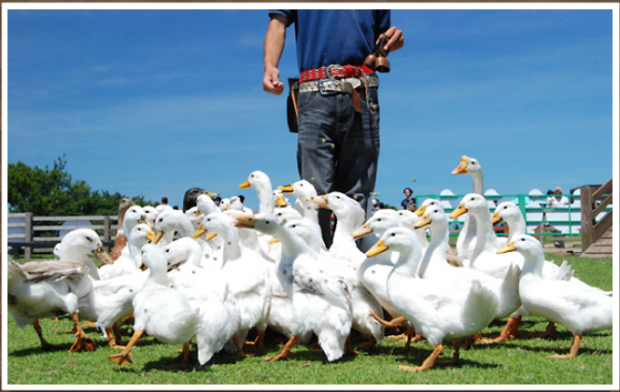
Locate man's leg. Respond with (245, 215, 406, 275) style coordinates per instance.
(296, 91, 339, 248)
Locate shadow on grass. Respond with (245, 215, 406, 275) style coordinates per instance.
(491, 341, 612, 357)
(9, 345, 74, 357)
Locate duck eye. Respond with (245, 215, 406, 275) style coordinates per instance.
(85, 237, 93, 242)
(391, 233, 396, 237)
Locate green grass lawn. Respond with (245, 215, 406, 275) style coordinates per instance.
(5, 254, 615, 386)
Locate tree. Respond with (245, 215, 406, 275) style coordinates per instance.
(8, 155, 155, 216)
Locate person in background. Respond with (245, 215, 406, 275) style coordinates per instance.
(371, 198, 384, 213)
(549, 186, 569, 207)
(263, 9, 404, 248)
(155, 197, 173, 214)
(401, 187, 416, 211)
(213, 196, 222, 207)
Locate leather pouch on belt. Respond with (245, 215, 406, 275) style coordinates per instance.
(352, 89, 361, 113)
(287, 78, 300, 133)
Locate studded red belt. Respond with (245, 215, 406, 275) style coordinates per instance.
(299, 64, 375, 82)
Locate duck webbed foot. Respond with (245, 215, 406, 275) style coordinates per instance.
(68, 313, 97, 352)
(398, 344, 443, 372)
(551, 334, 582, 359)
(526, 321, 557, 339)
(480, 316, 521, 345)
(265, 335, 300, 362)
(108, 329, 143, 366)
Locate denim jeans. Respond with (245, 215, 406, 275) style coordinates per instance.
(296, 83, 380, 248)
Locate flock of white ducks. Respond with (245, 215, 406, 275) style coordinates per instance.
(7, 157, 613, 372)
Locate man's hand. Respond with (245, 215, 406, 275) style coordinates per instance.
(263, 65, 285, 95)
(382, 26, 405, 53)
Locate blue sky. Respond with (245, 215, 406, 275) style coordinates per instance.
(4, 4, 617, 211)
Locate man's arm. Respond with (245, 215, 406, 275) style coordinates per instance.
(263, 14, 288, 95)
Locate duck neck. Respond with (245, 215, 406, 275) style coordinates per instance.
(145, 263, 169, 287)
(176, 218, 196, 238)
(256, 184, 275, 215)
(221, 228, 243, 264)
(300, 199, 320, 224)
(391, 247, 422, 279)
(279, 229, 318, 265)
(330, 209, 365, 259)
(470, 209, 501, 263)
(520, 248, 545, 278)
(506, 216, 527, 243)
(61, 249, 100, 280)
(470, 171, 484, 195)
(186, 243, 204, 267)
(418, 222, 449, 277)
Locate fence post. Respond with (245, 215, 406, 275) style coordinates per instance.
(24, 212, 33, 259)
(580, 185, 593, 252)
(103, 215, 111, 243)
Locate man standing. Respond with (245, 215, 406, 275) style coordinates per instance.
(155, 197, 173, 214)
(263, 9, 404, 247)
(401, 187, 416, 212)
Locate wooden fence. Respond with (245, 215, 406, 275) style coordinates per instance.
(7, 213, 118, 259)
(580, 178, 613, 257)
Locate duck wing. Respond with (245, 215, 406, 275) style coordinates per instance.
(19, 260, 88, 283)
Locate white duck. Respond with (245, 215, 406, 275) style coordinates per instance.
(77, 224, 153, 348)
(234, 213, 352, 362)
(492, 201, 526, 244)
(115, 205, 148, 262)
(239, 170, 280, 258)
(308, 192, 385, 346)
(413, 199, 461, 266)
(498, 235, 613, 358)
(142, 205, 158, 227)
(278, 179, 324, 246)
(8, 258, 95, 352)
(7, 229, 109, 352)
(257, 211, 313, 346)
(451, 194, 585, 344)
(202, 212, 273, 356)
(194, 193, 226, 266)
(153, 209, 196, 245)
(367, 227, 499, 372)
(108, 244, 200, 367)
(395, 209, 429, 250)
(414, 205, 521, 322)
(161, 238, 242, 365)
(99, 223, 153, 280)
(450, 193, 522, 278)
(451, 155, 484, 259)
(58, 228, 103, 281)
(351, 209, 401, 317)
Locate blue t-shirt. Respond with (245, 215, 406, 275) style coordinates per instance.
(269, 10, 391, 72)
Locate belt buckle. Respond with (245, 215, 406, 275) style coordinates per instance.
(318, 80, 338, 96)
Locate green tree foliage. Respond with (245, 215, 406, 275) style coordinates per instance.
(8, 155, 155, 216)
